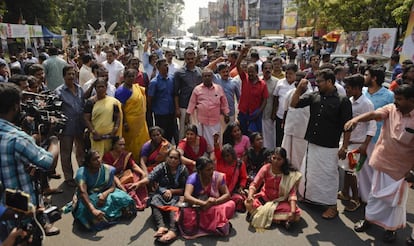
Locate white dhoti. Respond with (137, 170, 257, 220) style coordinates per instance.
(198, 123, 221, 148)
(365, 169, 408, 231)
(298, 143, 339, 205)
(179, 108, 198, 139)
(281, 135, 308, 170)
(357, 142, 375, 203)
(262, 118, 276, 150)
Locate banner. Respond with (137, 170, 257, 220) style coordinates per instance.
(0, 23, 42, 38)
(335, 31, 369, 54)
(366, 28, 397, 57)
(281, 9, 297, 30)
(401, 4, 414, 62)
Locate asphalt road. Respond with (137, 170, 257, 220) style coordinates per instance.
(43, 57, 414, 245)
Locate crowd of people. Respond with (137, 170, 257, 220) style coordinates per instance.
(0, 29, 413, 245)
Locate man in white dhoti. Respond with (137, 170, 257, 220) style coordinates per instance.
(345, 84, 414, 243)
(291, 69, 352, 219)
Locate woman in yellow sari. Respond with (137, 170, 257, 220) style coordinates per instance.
(115, 68, 150, 161)
(84, 78, 123, 157)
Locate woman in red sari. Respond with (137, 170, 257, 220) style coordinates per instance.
(177, 124, 212, 173)
(140, 126, 171, 174)
(245, 147, 302, 231)
(180, 156, 235, 239)
(214, 134, 248, 212)
(102, 137, 148, 210)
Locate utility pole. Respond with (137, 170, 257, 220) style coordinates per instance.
(128, 0, 132, 42)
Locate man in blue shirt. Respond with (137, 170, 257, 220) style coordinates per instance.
(55, 65, 85, 186)
(0, 83, 60, 235)
(148, 58, 176, 142)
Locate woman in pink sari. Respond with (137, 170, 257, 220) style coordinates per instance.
(180, 156, 235, 239)
(245, 147, 302, 231)
(102, 137, 148, 210)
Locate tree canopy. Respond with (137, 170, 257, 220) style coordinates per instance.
(294, 0, 413, 33)
(1, 0, 184, 39)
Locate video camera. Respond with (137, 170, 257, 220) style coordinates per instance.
(20, 91, 67, 137)
(2, 181, 61, 245)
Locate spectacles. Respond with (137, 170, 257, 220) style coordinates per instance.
(315, 79, 326, 84)
(168, 156, 179, 159)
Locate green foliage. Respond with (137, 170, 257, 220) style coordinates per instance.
(294, 0, 413, 32)
(2, 0, 184, 40)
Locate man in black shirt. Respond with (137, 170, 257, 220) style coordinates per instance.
(291, 68, 352, 219)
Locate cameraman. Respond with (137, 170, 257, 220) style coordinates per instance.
(0, 83, 60, 236)
(0, 205, 29, 245)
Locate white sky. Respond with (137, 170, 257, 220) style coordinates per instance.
(181, 0, 211, 31)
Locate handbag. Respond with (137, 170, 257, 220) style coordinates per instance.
(119, 169, 134, 184)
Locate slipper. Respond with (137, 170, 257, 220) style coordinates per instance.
(337, 191, 350, 201)
(154, 227, 168, 238)
(345, 199, 360, 212)
(322, 206, 338, 219)
(157, 230, 177, 244)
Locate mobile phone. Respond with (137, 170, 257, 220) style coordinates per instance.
(5, 188, 30, 213)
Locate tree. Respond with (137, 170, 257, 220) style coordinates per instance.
(294, 0, 413, 32)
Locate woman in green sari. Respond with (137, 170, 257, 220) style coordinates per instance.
(72, 149, 136, 231)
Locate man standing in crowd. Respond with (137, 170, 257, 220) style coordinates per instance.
(186, 68, 229, 147)
(272, 63, 298, 147)
(345, 85, 414, 243)
(78, 53, 95, 87)
(303, 54, 320, 90)
(358, 65, 394, 203)
(291, 69, 352, 219)
(261, 61, 278, 149)
(148, 58, 176, 142)
(174, 48, 202, 139)
(102, 48, 124, 88)
(0, 83, 60, 236)
(271, 57, 285, 80)
(165, 49, 179, 78)
(235, 46, 268, 135)
(43, 47, 68, 91)
(55, 65, 85, 187)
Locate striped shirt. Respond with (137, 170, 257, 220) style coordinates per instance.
(0, 119, 53, 204)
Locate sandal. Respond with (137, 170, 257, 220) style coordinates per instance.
(157, 230, 177, 244)
(322, 206, 338, 219)
(154, 227, 168, 238)
(345, 199, 361, 212)
(337, 191, 350, 201)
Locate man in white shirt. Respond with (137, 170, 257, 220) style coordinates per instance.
(334, 65, 347, 96)
(272, 63, 298, 147)
(79, 54, 95, 87)
(261, 61, 278, 149)
(102, 49, 124, 88)
(165, 49, 179, 78)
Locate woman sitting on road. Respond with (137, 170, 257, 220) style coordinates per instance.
(180, 156, 235, 239)
(131, 149, 188, 244)
(244, 132, 272, 187)
(140, 126, 171, 174)
(214, 134, 248, 212)
(245, 147, 301, 231)
(223, 122, 250, 159)
(102, 137, 148, 211)
(72, 149, 136, 231)
(177, 124, 212, 173)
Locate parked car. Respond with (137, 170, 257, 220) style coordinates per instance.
(248, 46, 278, 62)
(161, 38, 177, 56)
(218, 40, 242, 54)
(175, 39, 198, 60)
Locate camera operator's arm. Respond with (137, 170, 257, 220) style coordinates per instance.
(2, 228, 28, 246)
(78, 182, 105, 220)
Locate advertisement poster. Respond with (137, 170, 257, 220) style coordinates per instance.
(335, 31, 368, 55)
(366, 28, 397, 57)
(401, 4, 414, 62)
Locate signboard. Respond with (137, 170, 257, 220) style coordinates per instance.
(0, 23, 43, 38)
(335, 31, 369, 55)
(366, 28, 397, 57)
(227, 26, 237, 35)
